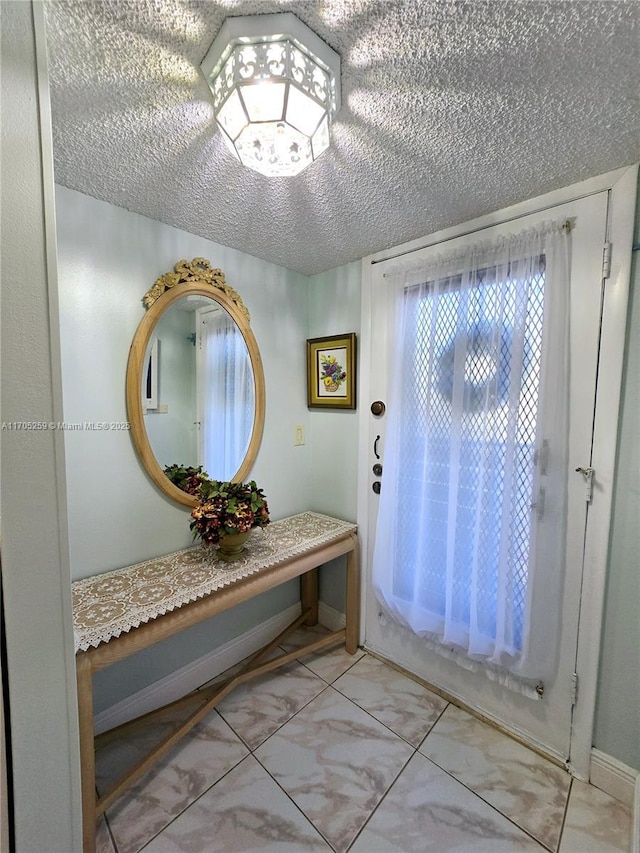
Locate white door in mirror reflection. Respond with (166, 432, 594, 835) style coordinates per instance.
(197, 304, 255, 481)
(144, 339, 158, 410)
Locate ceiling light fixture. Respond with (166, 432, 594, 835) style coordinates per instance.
(200, 12, 341, 178)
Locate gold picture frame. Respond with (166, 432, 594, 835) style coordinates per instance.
(307, 333, 357, 409)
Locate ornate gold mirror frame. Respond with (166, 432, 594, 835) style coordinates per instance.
(126, 259, 266, 508)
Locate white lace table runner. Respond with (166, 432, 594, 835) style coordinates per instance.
(72, 512, 356, 652)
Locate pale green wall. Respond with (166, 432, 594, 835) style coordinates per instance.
(593, 181, 640, 770)
(55, 203, 362, 710)
(55, 186, 312, 711)
(307, 261, 362, 612)
(56, 185, 311, 573)
(54, 200, 364, 710)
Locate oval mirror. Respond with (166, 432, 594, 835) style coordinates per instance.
(126, 261, 265, 508)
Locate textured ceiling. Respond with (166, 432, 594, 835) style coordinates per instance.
(44, 1, 640, 276)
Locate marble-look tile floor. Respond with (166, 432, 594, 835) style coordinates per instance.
(96, 627, 632, 853)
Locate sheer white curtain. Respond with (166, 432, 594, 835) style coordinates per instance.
(201, 310, 254, 481)
(372, 221, 571, 681)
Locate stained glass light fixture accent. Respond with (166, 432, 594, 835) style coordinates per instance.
(200, 13, 341, 177)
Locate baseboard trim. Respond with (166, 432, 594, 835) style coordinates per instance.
(94, 601, 348, 734)
(590, 748, 638, 807)
(318, 601, 346, 632)
(94, 603, 302, 734)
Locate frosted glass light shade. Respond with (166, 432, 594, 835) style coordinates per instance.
(201, 13, 340, 177)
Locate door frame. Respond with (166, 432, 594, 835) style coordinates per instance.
(357, 164, 638, 780)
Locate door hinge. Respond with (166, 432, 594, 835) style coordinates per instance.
(602, 242, 612, 279)
(570, 671, 579, 706)
(575, 466, 594, 503)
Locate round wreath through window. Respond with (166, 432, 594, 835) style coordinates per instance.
(436, 324, 525, 413)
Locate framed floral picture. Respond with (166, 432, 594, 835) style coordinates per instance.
(307, 333, 357, 409)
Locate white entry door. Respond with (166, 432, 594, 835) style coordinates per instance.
(362, 190, 609, 765)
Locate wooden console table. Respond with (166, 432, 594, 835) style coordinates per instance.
(72, 512, 359, 853)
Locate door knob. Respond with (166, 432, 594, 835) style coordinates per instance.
(372, 481, 381, 494)
(373, 463, 383, 476)
(371, 400, 386, 416)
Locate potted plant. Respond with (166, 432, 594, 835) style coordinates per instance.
(163, 463, 209, 496)
(189, 479, 270, 561)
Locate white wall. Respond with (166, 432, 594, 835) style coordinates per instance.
(0, 2, 81, 848)
(593, 181, 640, 770)
(55, 186, 313, 709)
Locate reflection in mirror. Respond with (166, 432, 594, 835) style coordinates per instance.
(144, 340, 158, 409)
(127, 259, 265, 508)
(142, 295, 255, 482)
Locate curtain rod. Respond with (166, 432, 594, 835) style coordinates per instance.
(370, 188, 605, 267)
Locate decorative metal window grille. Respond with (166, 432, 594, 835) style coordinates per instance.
(392, 261, 545, 651)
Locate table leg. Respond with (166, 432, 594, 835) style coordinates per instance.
(76, 652, 96, 853)
(345, 534, 360, 654)
(300, 568, 319, 626)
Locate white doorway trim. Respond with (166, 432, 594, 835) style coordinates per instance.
(569, 164, 638, 778)
(1, 2, 83, 849)
(357, 164, 638, 776)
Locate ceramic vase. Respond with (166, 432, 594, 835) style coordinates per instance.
(216, 531, 250, 562)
